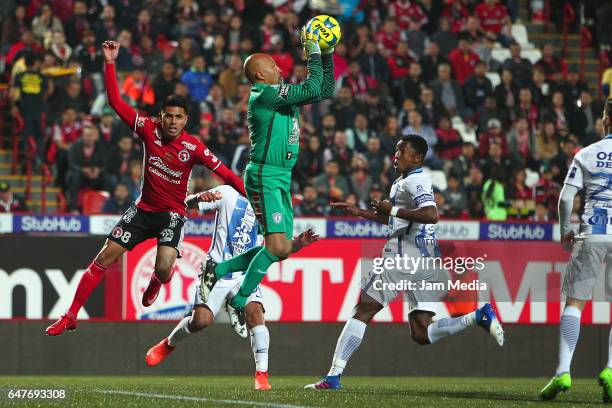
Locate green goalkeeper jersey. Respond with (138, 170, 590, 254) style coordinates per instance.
(247, 53, 334, 171)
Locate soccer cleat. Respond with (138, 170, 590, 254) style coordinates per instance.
(599, 367, 612, 402)
(142, 275, 162, 307)
(226, 301, 247, 338)
(254, 371, 271, 390)
(146, 338, 175, 367)
(540, 373, 571, 400)
(304, 375, 342, 390)
(199, 258, 218, 303)
(45, 313, 77, 336)
(475, 303, 504, 346)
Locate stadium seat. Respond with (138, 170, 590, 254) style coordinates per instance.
(81, 190, 110, 215)
(491, 48, 511, 63)
(453, 123, 478, 146)
(428, 170, 448, 191)
(485, 72, 501, 88)
(525, 168, 540, 188)
(511, 24, 531, 48)
(522, 49, 542, 64)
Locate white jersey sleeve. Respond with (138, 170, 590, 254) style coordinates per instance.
(564, 154, 584, 190)
(405, 177, 436, 208)
(567, 138, 612, 237)
(197, 186, 226, 213)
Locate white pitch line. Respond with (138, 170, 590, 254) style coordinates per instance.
(93, 389, 317, 408)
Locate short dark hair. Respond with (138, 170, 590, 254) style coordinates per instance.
(24, 51, 38, 67)
(162, 95, 188, 113)
(401, 134, 428, 160)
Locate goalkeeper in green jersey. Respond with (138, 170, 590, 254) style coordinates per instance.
(199, 27, 334, 319)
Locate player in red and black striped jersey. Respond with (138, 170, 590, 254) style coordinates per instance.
(46, 41, 246, 336)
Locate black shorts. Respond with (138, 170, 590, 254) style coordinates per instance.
(108, 204, 186, 254)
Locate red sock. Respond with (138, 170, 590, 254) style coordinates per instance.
(67, 260, 108, 317)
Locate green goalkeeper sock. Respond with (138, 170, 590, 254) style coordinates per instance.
(214, 246, 262, 279)
(230, 247, 279, 308)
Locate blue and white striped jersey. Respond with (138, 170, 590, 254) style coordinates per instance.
(565, 135, 612, 237)
(388, 167, 437, 240)
(198, 185, 262, 278)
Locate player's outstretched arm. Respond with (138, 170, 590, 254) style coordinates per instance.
(330, 202, 389, 224)
(372, 200, 439, 224)
(558, 183, 580, 251)
(185, 190, 222, 209)
(213, 163, 247, 197)
(318, 48, 335, 101)
(102, 41, 138, 129)
(291, 228, 320, 254)
(258, 28, 323, 108)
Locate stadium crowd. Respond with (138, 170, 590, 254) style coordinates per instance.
(0, 0, 608, 221)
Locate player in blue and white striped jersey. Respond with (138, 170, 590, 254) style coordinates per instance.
(145, 184, 318, 390)
(541, 99, 612, 402)
(306, 135, 504, 390)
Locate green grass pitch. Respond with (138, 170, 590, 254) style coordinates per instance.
(0, 376, 606, 407)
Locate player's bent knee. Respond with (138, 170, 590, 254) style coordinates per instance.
(245, 303, 265, 327)
(410, 330, 431, 345)
(95, 240, 124, 267)
(189, 311, 213, 331)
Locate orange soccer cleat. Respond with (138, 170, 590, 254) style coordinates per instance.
(45, 313, 77, 336)
(254, 371, 271, 390)
(142, 275, 163, 307)
(146, 338, 175, 367)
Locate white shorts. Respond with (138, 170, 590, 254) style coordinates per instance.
(363, 236, 450, 316)
(194, 274, 264, 317)
(563, 239, 612, 301)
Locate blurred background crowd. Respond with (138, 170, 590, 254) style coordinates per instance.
(1, 0, 611, 222)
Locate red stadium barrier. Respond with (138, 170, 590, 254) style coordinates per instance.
(580, 27, 592, 81)
(121, 238, 611, 325)
(562, 3, 575, 60)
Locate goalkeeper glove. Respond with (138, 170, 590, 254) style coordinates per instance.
(301, 26, 321, 58)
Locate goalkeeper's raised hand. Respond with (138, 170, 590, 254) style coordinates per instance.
(301, 26, 321, 59)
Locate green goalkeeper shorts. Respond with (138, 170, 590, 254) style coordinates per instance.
(244, 162, 294, 239)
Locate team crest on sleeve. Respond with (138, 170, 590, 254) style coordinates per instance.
(136, 116, 145, 128)
(178, 150, 190, 162)
(181, 141, 196, 151)
(204, 148, 211, 156)
(416, 184, 424, 193)
(272, 212, 283, 224)
(278, 84, 290, 99)
(112, 226, 123, 238)
(569, 167, 577, 178)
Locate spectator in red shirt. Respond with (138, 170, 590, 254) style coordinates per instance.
(515, 87, 539, 131)
(435, 116, 463, 161)
(269, 34, 294, 80)
(475, 0, 509, 34)
(478, 118, 509, 158)
(375, 18, 401, 58)
(388, 42, 414, 81)
(442, 0, 470, 33)
(389, 0, 427, 30)
(535, 43, 568, 83)
(340, 60, 376, 101)
(6, 30, 44, 66)
(448, 37, 480, 85)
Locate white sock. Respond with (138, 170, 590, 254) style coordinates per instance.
(250, 325, 269, 372)
(427, 312, 476, 344)
(327, 318, 367, 377)
(607, 326, 612, 369)
(556, 306, 582, 375)
(168, 316, 192, 347)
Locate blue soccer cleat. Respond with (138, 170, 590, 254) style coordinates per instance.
(304, 375, 342, 390)
(475, 303, 504, 346)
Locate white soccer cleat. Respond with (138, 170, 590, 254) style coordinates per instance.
(476, 303, 504, 346)
(225, 302, 248, 338)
